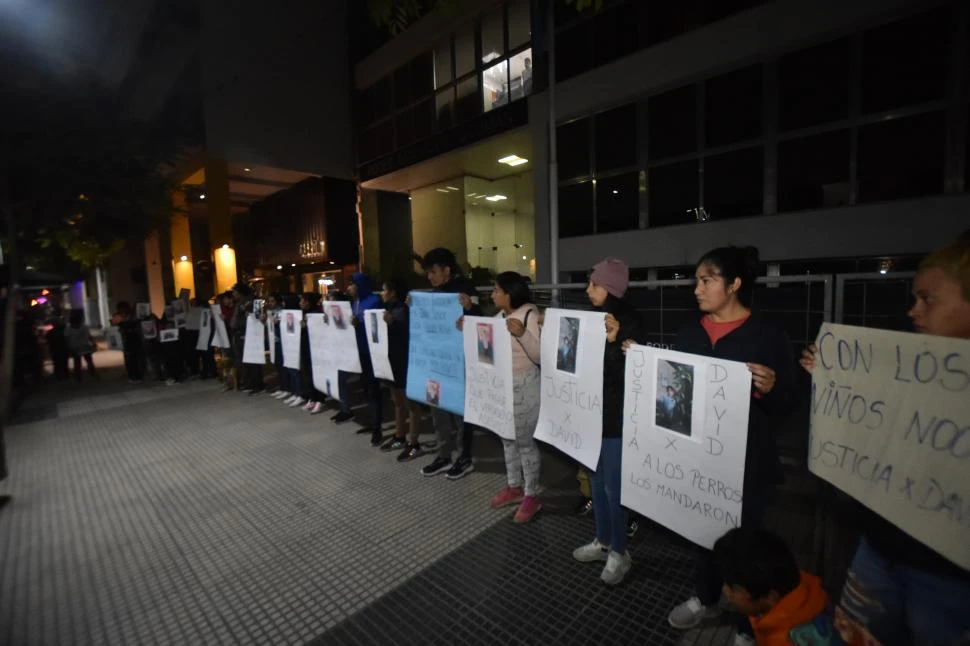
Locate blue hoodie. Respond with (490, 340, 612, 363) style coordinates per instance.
(351, 273, 382, 353)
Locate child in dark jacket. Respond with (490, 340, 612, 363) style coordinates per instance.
(713, 528, 842, 646)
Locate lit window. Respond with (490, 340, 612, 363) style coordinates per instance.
(483, 60, 509, 112)
(509, 49, 533, 101)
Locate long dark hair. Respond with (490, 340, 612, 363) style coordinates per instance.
(697, 246, 760, 308)
(494, 271, 532, 309)
(383, 277, 409, 302)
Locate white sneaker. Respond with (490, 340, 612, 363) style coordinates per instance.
(600, 550, 632, 586)
(272, 390, 289, 400)
(283, 395, 296, 405)
(733, 634, 755, 646)
(572, 539, 610, 563)
(668, 596, 719, 629)
(289, 397, 306, 408)
(165, 378, 177, 386)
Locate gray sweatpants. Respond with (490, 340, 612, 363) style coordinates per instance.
(433, 408, 472, 460)
(503, 365, 542, 496)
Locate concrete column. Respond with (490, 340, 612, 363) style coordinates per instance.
(170, 190, 196, 298)
(144, 232, 166, 315)
(205, 158, 237, 293)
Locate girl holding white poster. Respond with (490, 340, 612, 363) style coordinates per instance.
(483, 272, 543, 523)
(662, 247, 796, 640)
(571, 258, 644, 586)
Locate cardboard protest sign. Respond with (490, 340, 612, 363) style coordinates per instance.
(534, 309, 607, 469)
(159, 329, 180, 344)
(242, 314, 266, 364)
(280, 309, 302, 370)
(196, 308, 212, 351)
(307, 313, 340, 399)
(406, 292, 465, 415)
(325, 301, 362, 373)
(209, 305, 231, 348)
(365, 308, 395, 382)
(809, 323, 970, 569)
(621, 345, 751, 549)
(463, 316, 514, 440)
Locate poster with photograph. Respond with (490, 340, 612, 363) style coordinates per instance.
(171, 299, 187, 316)
(136, 302, 151, 318)
(159, 329, 179, 344)
(174, 314, 187, 329)
(267, 312, 277, 365)
(306, 313, 340, 399)
(463, 316, 514, 440)
(280, 309, 302, 369)
(809, 324, 970, 569)
(364, 308, 395, 382)
(326, 302, 362, 373)
(242, 314, 266, 365)
(534, 308, 607, 469)
(105, 327, 124, 351)
(196, 308, 212, 351)
(209, 304, 231, 348)
(253, 299, 265, 319)
(140, 320, 158, 340)
(406, 292, 465, 415)
(186, 307, 203, 331)
(178, 288, 191, 302)
(328, 303, 348, 330)
(163, 306, 174, 320)
(621, 345, 751, 549)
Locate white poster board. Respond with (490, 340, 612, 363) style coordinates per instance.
(268, 313, 277, 365)
(621, 345, 751, 549)
(364, 308, 395, 382)
(242, 314, 266, 365)
(809, 323, 970, 569)
(325, 301, 362, 373)
(463, 315, 515, 440)
(186, 307, 203, 331)
(141, 320, 157, 340)
(534, 308, 607, 469)
(159, 329, 180, 344)
(307, 313, 340, 399)
(280, 309, 302, 370)
(135, 302, 151, 318)
(209, 305, 231, 349)
(196, 308, 212, 351)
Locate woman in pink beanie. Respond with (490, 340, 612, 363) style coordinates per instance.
(571, 257, 645, 585)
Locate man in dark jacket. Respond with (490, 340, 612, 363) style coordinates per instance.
(334, 273, 384, 442)
(417, 248, 483, 480)
(232, 282, 264, 394)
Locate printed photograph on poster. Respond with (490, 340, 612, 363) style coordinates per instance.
(174, 315, 187, 329)
(655, 359, 695, 436)
(136, 302, 151, 318)
(141, 320, 157, 339)
(477, 322, 494, 365)
(426, 379, 440, 406)
(330, 305, 347, 329)
(285, 312, 295, 334)
(369, 312, 379, 343)
(253, 299, 265, 319)
(164, 306, 174, 319)
(160, 329, 179, 343)
(201, 309, 210, 328)
(557, 316, 580, 374)
(326, 378, 333, 397)
(171, 300, 187, 316)
(178, 288, 190, 302)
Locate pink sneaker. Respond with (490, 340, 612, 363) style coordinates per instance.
(303, 400, 315, 411)
(489, 486, 524, 509)
(513, 495, 542, 523)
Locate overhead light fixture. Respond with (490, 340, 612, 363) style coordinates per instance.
(199, 193, 206, 200)
(291, 263, 296, 267)
(329, 261, 335, 265)
(446, 186, 459, 191)
(522, 255, 527, 260)
(498, 155, 528, 167)
(467, 193, 478, 198)
(221, 244, 229, 249)
(323, 278, 335, 286)
(243, 167, 252, 172)
(612, 190, 619, 194)
(276, 265, 283, 270)
(436, 188, 450, 193)
(318, 278, 326, 285)
(485, 194, 507, 202)
(179, 255, 188, 262)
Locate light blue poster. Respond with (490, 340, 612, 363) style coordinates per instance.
(406, 292, 465, 415)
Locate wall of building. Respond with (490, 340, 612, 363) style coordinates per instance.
(410, 183, 468, 270)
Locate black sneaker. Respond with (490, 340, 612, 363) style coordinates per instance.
(397, 443, 422, 462)
(576, 497, 593, 516)
(332, 411, 354, 424)
(420, 456, 452, 477)
(626, 517, 639, 539)
(445, 456, 474, 480)
(380, 436, 407, 452)
(370, 429, 383, 447)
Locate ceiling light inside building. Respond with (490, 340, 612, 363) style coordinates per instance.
(179, 255, 188, 262)
(200, 194, 206, 199)
(323, 278, 334, 286)
(291, 263, 296, 267)
(222, 244, 229, 249)
(446, 186, 459, 191)
(498, 155, 528, 167)
(612, 190, 619, 194)
(277, 265, 283, 270)
(485, 194, 507, 202)
(436, 188, 450, 193)
(243, 167, 252, 172)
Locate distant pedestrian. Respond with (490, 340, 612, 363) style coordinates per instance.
(65, 311, 97, 382)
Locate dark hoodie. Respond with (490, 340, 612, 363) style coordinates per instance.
(599, 295, 645, 438)
(435, 275, 483, 316)
(351, 273, 382, 354)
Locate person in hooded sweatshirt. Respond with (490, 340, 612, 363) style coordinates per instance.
(571, 258, 645, 586)
(335, 272, 384, 444)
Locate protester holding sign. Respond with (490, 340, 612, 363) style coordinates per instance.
(800, 234, 970, 646)
(263, 294, 290, 400)
(572, 258, 644, 585)
(418, 247, 483, 479)
(232, 283, 264, 395)
(299, 292, 327, 414)
(484, 272, 543, 523)
(281, 295, 307, 408)
(663, 246, 796, 641)
(337, 273, 384, 444)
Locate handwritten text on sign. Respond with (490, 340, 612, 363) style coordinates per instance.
(533, 309, 607, 470)
(809, 323, 970, 569)
(463, 316, 515, 440)
(621, 346, 751, 549)
(406, 292, 465, 415)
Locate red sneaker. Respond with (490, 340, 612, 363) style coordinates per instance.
(489, 486, 524, 509)
(513, 495, 542, 523)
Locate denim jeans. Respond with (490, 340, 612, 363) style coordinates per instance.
(339, 352, 383, 428)
(590, 438, 627, 554)
(836, 537, 970, 646)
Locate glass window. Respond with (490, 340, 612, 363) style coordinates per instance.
(649, 85, 696, 160)
(413, 98, 433, 141)
(862, 7, 949, 114)
(595, 172, 639, 233)
(779, 38, 850, 131)
(648, 160, 699, 227)
(434, 40, 453, 89)
(393, 64, 411, 107)
(455, 26, 475, 77)
(643, 1, 705, 47)
(508, 49, 533, 101)
(556, 21, 593, 83)
(559, 181, 594, 238)
(455, 76, 479, 123)
(857, 111, 945, 202)
(482, 6, 504, 64)
(435, 87, 454, 130)
(396, 110, 415, 148)
(778, 130, 850, 212)
(483, 60, 509, 112)
(557, 118, 591, 180)
(595, 104, 637, 172)
(593, 2, 637, 68)
(371, 77, 393, 120)
(704, 147, 764, 220)
(706, 64, 762, 147)
(508, 0, 531, 49)
(411, 51, 434, 99)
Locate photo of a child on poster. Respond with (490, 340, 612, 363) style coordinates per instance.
(655, 359, 694, 436)
(426, 379, 440, 406)
(369, 312, 379, 344)
(477, 322, 494, 365)
(556, 316, 579, 374)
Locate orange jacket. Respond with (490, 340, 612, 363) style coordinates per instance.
(750, 572, 830, 646)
